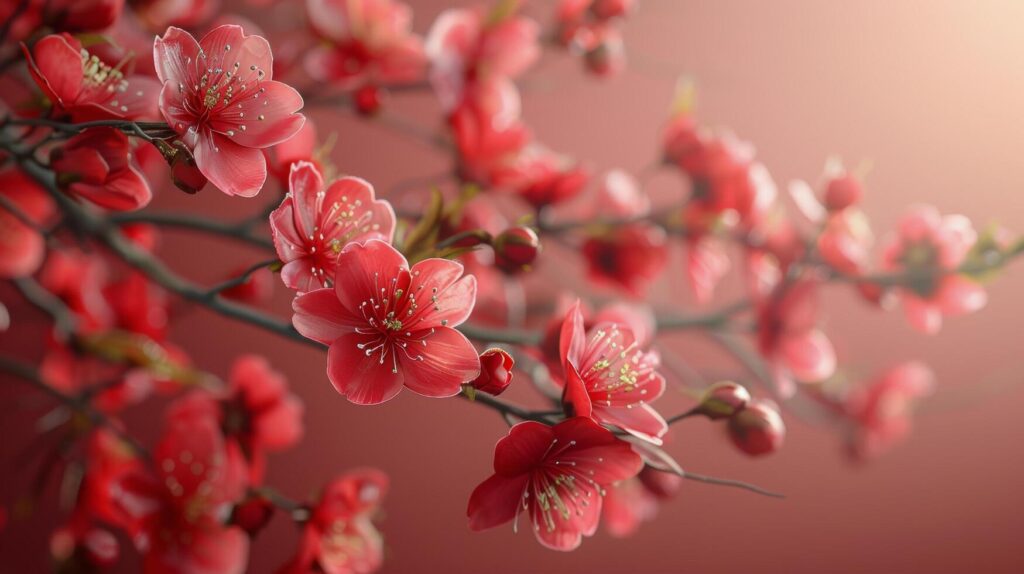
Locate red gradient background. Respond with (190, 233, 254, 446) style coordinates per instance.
(3, 1, 1024, 572)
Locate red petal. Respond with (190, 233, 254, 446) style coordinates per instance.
(193, 132, 267, 197)
(327, 332, 406, 404)
(291, 288, 359, 344)
(467, 474, 528, 531)
(400, 326, 479, 398)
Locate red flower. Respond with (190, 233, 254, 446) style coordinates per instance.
(24, 34, 160, 122)
(756, 278, 836, 396)
(292, 239, 480, 404)
(41, 342, 155, 413)
(270, 162, 396, 292)
(109, 402, 250, 574)
(41, 0, 125, 32)
(880, 205, 985, 334)
(559, 301, 668, 444)
(426, 5, 540, 110)
(51, 128, 153, 211)
(467, 417, 643, 551)
(153, 25, 305, 197)
(0, 168, 53, 278)
(845, 362, 934, 461)
(135, 0, 219, 29)
(265, 121, 320, 185)
(449, 79, 531, 187)
(582, 224, 669, 296)
(304, 0, 426, 89)
(278, 469, 388, 574)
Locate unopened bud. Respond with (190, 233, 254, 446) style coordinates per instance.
(231, 495, 275, 536)
(470, 348, 514, 396)
(354, 85, 384, 116)
(727, 399, 785, 456)
(824, 174, 862, 212)
(696, 381, 751, 420)
(493, 226, 541, 273)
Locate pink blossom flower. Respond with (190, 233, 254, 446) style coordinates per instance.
(292, 239, 480, 404)
(135, 0, 219, 29)
(270, 162, 396, 292)
(844, 361, 935, 460)
(756, 278, 836, 396)
(278, 469, 388, 574)
(426, 5, 540, 110)
(559, 301, 668, 443)
(304, 0, 427, 89)
(265, 121, 320, 186)
(582, 224, 669, 296)
(467, 417, 643, 551)
(880, 205, 986, 334)
(108, 402, 249, 574)
(23, 33, 160, 122)
(0, 168, 53, 279)
(51, 128, 153, 211)
(153, 25, 305, 197)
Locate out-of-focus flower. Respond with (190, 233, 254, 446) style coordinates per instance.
(153, 25, 305, 197)
(270, 161, 396, 292)
(0, 168, 53, 279)
(449, 80, 530, 187)
(559, 301, 668, 443)
(555, 0, 634, 77)
(727, 398, 785, 456)
(108, 403, 250, 573)
(468, 417, 643, 551)
(135, 0, 220, 29)
(880, 205, 985, 334)
(582, 224, 669, 296)
(756, 278, 836, 396)
(426, 4, 540, 110)
(51, 128, 153, 211)
(220, 264, 274, 304)
(23, 34, 160, 122)
(1, 0, 124, 43)
(41, 343, 154, 413)
(104, 271, 170, 342)
(845, 361, 935, 460)
(304, 0, 426, 90)
(292, 239, 479, 404)
(265, 122, 321, 185)
(602, 467, 681, 537)
(279, 469, 388, 574)
(470, 348, 514, 395)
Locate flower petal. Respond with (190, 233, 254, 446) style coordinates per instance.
(493, 421, 555, 476)
(400, 327, 479, 398)
(327, 332, 406, 405)
(292, 288, 359, 344)
(332, 240, 408, 313)
(467, 474, 529, 531)
(193, 132, 267, 197)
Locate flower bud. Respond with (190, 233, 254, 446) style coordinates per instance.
(823, 174, 862, 212)
(696, 381, 751, 420)
(470, 348, 514, 395)
(727, 399, 785, 456)
(493, 226, 541, 273)
(584, 33, 625, 77)
(221, 264, 274, 304)
(354, 85, 384, 116)
(637, 467, 682, 499)
(231, 495, 276, 536)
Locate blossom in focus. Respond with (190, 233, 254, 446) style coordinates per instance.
(845, 361, 935, 461)
(278, 469, 388, 574)
(108, 403, 250, 574)
(153, 25, 305, 197)
(756, 278, 836, 397)
(23, 34, 160, 122)
(51, 128, 153, 211)
(292, 239, 480, 404)
(0, 168, 53, 279)
(559, 301, 668, 443)
(467, 417, 643, 551)
(304, 0, 426, 89)
(270, 162, 396, 292)
(880, 205, 985, 334)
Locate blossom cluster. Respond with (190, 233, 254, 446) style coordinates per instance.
(0, 0, 1018, 571)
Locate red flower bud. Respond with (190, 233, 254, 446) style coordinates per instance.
(231, 495, 276, 536)
(221, 264, 274, 304)
(159, 140, 207, 194)
(696, 381, 751, 420)
(727, 399, 785, 456)
(354, 85, 384, 116)
(493, 226, 541, 274)
(637, 467, 682, 499)
(471, 348, 514, 395)
(824, 174, 862, 212)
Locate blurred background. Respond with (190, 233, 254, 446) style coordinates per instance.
(3, 0, 1024, 572)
